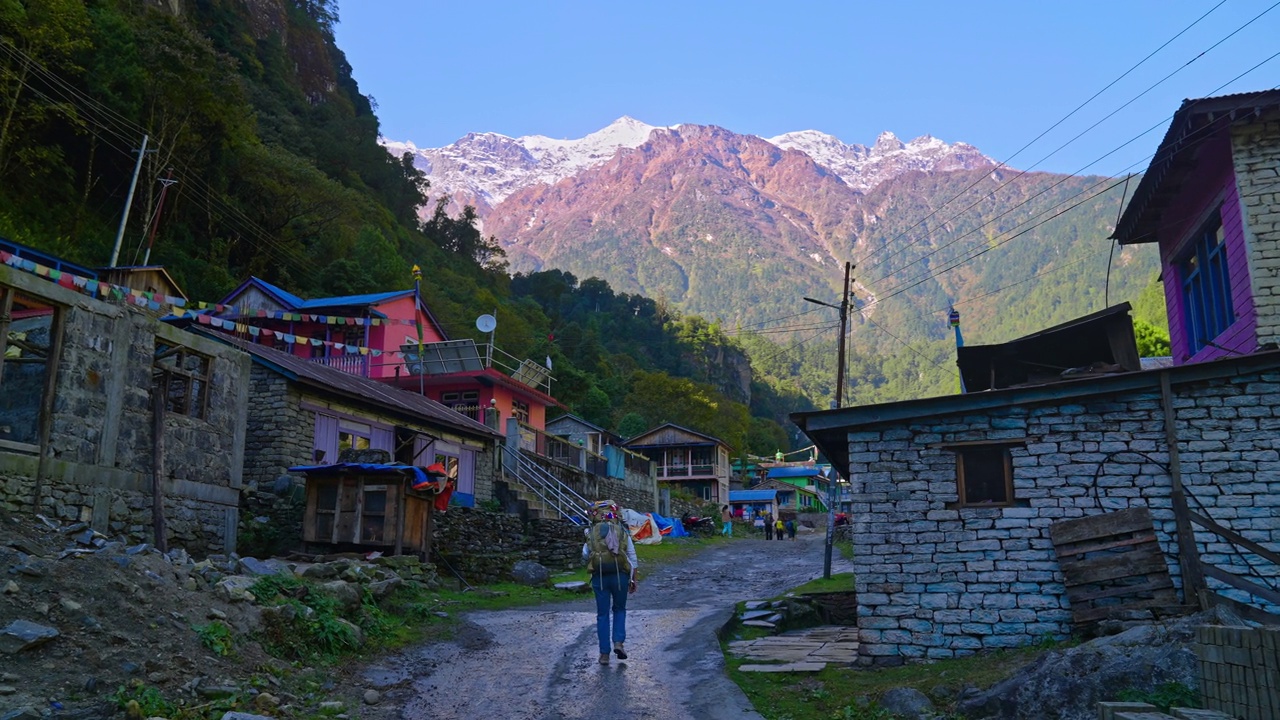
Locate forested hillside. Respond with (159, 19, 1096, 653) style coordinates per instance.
(0, 0, 790, 452)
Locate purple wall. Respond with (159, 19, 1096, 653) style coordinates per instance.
(1157, 132, 1257, 364)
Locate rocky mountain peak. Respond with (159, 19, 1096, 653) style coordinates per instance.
(873, 130, 904, 153)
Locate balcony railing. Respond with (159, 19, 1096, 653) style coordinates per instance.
(402, 340, 554, 395)
(309, 353, 369, 376)
(657, 463, 719, 478)
(520, 422, 608, 476)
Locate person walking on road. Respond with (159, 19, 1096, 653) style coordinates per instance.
(721, 505, 733, 537)
(764, 512, 774, 540)
(785, 518, 797, 540)
(584, 500, 638, 665)
(775, 518, 785, 541)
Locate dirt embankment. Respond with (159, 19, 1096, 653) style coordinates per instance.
(0, 510, 430, 720)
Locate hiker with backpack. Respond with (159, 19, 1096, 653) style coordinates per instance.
(583, 500, 638, 665)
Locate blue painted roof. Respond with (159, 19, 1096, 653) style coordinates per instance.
(250, 277, 306, 307)
(297, 290, 413, 310)
(767, 466, 821, 479)
(730, 490, 778, 502)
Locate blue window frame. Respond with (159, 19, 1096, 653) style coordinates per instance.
(1180, 209, 1234, 354)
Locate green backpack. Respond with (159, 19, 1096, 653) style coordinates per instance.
(586, 520, 632, 575)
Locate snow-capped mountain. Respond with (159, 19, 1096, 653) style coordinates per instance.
(767, 130, 994, 191)
(383, 117, 668, 216)
(380, 118, 994, 218)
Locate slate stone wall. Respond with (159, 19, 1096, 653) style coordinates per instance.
(842, 363, 1280, 664)
(0, 264, 248, 555)
(1232, 109, 1280, 350)
(432, 507, 582, 584)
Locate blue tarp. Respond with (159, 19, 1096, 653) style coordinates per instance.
(766, 466, 822, 479)
(650, 511, 688, 537)
(288, 462, 432, 487)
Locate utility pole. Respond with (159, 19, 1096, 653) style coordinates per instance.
(804, 260, 853, 579)
(142, 169, 178, 266)
(110, 134, 149, 267)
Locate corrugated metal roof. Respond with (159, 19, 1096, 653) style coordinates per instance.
(297, 290, 413, 309)
(246, 277, 305, 307)
(729, 490, 778, 502)
(1114, 89, 1280, 244)
(766, 466, 821, 479)
(623, 422, 729, 449)
(209, 334, 502, 440)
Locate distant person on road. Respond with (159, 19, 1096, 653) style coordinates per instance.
(775, 518, 785, 540)
(785, 518, 796, 540)
(763, 512, 774, 540)
(721, 505, 733, 537)
(584, 500, 638, 665)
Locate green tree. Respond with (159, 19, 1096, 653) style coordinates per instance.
(616, 412, 647, 439)
(1134, 319, 1171, 357)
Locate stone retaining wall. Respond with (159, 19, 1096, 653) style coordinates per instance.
(432, 507, 582, 584)
(840, 360, 1280, 664)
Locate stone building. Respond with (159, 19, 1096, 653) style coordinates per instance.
(793, 89, 1280, 665)
(0, 258, 250, 554)
(225, 338, 504, 510)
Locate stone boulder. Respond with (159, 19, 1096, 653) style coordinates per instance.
(511, 560, 550, 587)
(319, 580, 362, 612)
(237, 557, 291, 577)
(954, 607, 1238, 720)
(215, 576, 258, 603)
(879, 687, 935, 720)
(0, 620, 59, 653)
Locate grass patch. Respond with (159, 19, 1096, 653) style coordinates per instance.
(193, 620, 235, 656)
(787, 572, 855, 595)
(728, 646, 1049, 720)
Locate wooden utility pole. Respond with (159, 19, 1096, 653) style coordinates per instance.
(806, 261, 853, 579)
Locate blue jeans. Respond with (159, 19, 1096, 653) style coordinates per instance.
(591, 572, 628, 655)
(722, 521, 732, 536)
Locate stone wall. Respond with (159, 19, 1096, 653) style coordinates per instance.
(238, 364, 502, 547)
(1195, 624, 1280, 720)
(1232, 109, 1280, 350)
(0, 264, 249, 555)
(840, 360, 1280, 664)
(432, 507, 582, 584)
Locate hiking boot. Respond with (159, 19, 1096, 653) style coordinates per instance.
(598, 653, 609, 665)
(613, 642, 628, 660)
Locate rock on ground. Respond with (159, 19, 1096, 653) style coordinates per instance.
(510, 560, 550, 586)
(954, 607, 1241, 720)
(879, 687, 936, 719)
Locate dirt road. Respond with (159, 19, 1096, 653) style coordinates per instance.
(362, 528, 850, 720)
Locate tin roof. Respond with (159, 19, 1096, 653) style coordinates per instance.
(729, 490, 778, 502)
(208, 334, 502, 441)
(1113, 89, 1280, 245)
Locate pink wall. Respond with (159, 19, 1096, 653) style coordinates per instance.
(1157, 133, 1258, 364)
(367, 295, 446, 380)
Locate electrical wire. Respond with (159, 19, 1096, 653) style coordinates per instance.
(861, 0, 1260, 275)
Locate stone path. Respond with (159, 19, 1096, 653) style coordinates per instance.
(727, 626, 859, 672)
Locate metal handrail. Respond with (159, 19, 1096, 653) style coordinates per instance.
(500, 444, 591, 524)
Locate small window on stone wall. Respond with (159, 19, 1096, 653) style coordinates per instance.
(154, 344, 211, 419)
(954, 445, 1014, 507)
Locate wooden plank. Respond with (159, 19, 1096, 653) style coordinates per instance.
(393, 481, 406, 556)
(1161, 372, 1205, 605)
(1201, 590, 1280, 626)
(1073, 596, 1184, 624)
(1201, 564, 1280, 606)
(1065, 575, 1175, 603)
(1189, 510, 1280, 566)
(1060, 545, 1168, 586)
(302, 481, 318, 543)
(151, 380, 169, 552)
(1050, 507, 1153, 546)
(335, 479, 358, 543)
(1055, 533, 1159, 558)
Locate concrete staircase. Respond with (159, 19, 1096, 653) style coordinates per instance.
(500, 445, 591, 524)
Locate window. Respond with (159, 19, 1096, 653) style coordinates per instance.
(441, 390, 481, 421)
(0, 288, 57, 446)
(1180, 208, 1235, 354)
(955, 446, 1014, 506)
(154, 345, 211, 419)
(360, 484, 387, 543)
(513, 399, 530, 423)
(338, 419, 372, 457)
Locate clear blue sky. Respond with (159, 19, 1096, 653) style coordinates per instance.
(334, 1, 1280, 177)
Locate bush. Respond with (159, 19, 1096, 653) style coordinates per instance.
(194, 620, 234, 656)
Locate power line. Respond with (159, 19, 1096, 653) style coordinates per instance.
(861, 1, 1268, 276)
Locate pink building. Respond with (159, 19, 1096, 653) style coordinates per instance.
(1113, 90, 1280, 363)
(194, 277, 559, 431)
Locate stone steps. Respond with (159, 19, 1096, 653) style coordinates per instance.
(728, 626, 859, 670)
(1097, 702, 1236, 719)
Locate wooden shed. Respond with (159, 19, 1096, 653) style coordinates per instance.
(290, 462, 446, 557)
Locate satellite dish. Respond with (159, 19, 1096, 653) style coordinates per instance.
(476, 314, 497, 333)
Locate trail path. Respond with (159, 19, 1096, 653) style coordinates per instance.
(362, 529, 849, 720)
